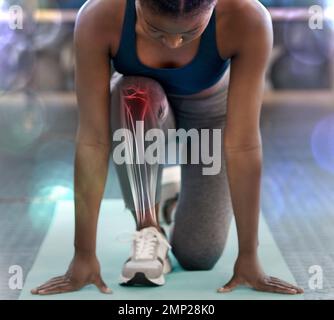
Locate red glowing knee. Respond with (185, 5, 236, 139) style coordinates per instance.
(122, 86, 151, 121)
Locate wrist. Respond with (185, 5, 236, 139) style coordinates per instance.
(74, 246, 97, 259)
(238, 247, 258, 259)
(238, 239, 259, 258)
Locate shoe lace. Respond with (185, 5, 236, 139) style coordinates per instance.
(133, 230, 158, 260)
(115, 228, 171, 260)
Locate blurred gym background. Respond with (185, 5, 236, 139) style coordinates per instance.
(0, 0, 333, 300)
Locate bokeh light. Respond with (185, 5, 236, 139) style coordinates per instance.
(283, 21, 331, 67)
(27, 183, 73, 230)
(0, 35, 36, 96)
(31, 139, 75, 200)
(0, 1, 15, 48)
(325, 0, 334, 29)
(0, 0, 66, 96)
(27, 143, 74, 230)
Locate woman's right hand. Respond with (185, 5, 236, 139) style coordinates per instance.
(31, 253, 112, 295)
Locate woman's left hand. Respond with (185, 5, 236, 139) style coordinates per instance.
(217, 253, 304, 295)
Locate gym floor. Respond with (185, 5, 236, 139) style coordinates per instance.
(0, 97, 333, 300)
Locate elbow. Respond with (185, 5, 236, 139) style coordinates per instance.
(223, 138, 262, 153)
(223, 131, 262, 154)
(223, 143, 262, 153)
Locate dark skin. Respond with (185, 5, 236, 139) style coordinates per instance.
(31, 0, 304, 295)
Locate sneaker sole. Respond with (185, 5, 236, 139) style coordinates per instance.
(119, 255, 172, 286)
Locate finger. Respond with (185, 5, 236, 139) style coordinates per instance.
(31, 276, 66, 294)
(33, 279, 70, 294)
(269, 277, 304, 293)
(38, 283, 76, 295)
(217, 277, 241, 293)
(257, 282, 299, 295)
(34, 277, 67, 291)
(34, 281, 71, 295)
(94, 277, 113, 294)
(269, 278, 304, 293)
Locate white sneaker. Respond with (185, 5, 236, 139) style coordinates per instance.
(119, 226, 172, 286)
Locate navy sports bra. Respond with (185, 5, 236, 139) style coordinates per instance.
(112, 0, 230, 96)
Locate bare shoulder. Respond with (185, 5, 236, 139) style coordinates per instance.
(216, 0, 273, 57)
(216, 0, 271, 26)
(74, 0, 124, 53)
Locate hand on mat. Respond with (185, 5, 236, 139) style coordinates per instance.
(217, 253, 304, 295)
(31, 253, 112, 295)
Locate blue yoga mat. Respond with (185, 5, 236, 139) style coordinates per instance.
(19, 200, 303, 300)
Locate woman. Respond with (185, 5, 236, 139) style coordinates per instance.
(31, 0, 304, 295)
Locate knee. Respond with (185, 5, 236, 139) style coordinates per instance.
(111, 75, 169, 126)
(171, 243, 223, 271)
(115, 75, 167, 106)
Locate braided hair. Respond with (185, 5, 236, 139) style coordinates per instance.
(139, 0, 217, 17)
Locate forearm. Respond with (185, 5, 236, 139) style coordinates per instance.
(73, 142, 111, 255)
(224, 145, 263, 256)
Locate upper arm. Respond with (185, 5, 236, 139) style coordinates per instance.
(224, 4, 273, 151)
(74, 3, 112, 147)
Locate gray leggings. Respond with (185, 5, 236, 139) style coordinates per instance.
(110, 71, 233, 270)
